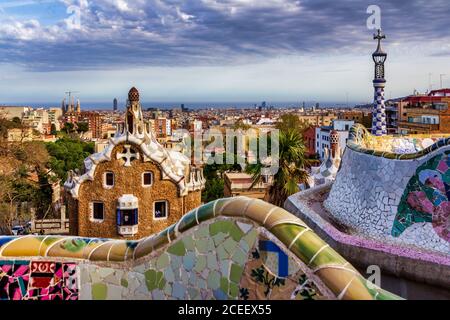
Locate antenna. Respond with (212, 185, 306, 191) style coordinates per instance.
(428, 73, 433, 92)
(65, 91, 80, 104)
(440, 74, 446, 89)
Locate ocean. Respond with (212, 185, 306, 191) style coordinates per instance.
(2, 101, 365, 111)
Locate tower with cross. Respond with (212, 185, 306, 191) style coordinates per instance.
(371, 29, 388, 136)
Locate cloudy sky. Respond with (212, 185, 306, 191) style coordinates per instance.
(1, 0, 450, 105)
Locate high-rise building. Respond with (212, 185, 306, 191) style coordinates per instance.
(113, 98, 118, 111)
(371, 29, 388, 136)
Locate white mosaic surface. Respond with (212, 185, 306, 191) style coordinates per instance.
(324, 147, 450, 255)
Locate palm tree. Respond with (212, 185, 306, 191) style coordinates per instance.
(247, 128, 310, 207)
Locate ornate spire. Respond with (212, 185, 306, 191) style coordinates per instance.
(371, 29, 388, 136)
(372, 29, 387, 80)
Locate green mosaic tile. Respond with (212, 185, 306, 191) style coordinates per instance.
(207, 239, 216, 251)
(195, 225, 209, 239)
(183, 236, 195, 251)
(220, 277, 229, 295)
(229, 264, 243, 284)
(156, 253, 170, 269)
(194, 255, 207, 272)
(213, 233, 227, 246)
(217, 245, 228, 260)
(92, 283, 107, 300)
(196, 239, 208, 253)
(232, 248, 247, 265)
(210, 220, 232, 236)
(207, 270, 221, 290)
(167, 240, 186, 256)
(229, 282, 239, 298)
(229, 222, 245, 241)
(144, 269, 166, 291)
(207, 254, 218, 269)
(222, 237, 237, 255)
(242, 229, 258, 248)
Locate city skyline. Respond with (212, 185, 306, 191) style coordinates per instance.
(1, 1, 450, 103)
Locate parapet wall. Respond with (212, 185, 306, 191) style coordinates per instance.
(324, 125, 450, 255)
(0, 197, 399, 300)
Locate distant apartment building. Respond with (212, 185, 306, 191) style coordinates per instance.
(303, 126, 318, 157)
(394, 90, 450, 134)
(337, 110, 372, 129)
(299, 114, 336, 127)
(0, 106, 31, 120)
(78, 112, 103, 139)
(315, 120, 354, 160)
(156, 118, 172, 137)
(48, 108, 62, 131)
(224, 172, 272, 200)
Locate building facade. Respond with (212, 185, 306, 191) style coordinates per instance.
(224, 172, 271, 200)
(315, 120, 354, 160)
(395, 93, 450, 134)
(64, 87, 205, 239)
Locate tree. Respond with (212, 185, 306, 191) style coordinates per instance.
(50, 123, 57, 136)
(76, 122, 89, 133)
(46, 138, 94, 183)
(62, 122, 75, 134)
(232, 120, 251, 131)
(276, 114, 309, 134)
(202, 178, 225, 203)
(247, 128, 310, 207)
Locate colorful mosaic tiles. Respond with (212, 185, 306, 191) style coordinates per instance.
(348, 124, 450, 159)
(325, 125, 450, 255)
(393, 151, 450, 242)
(0, 197, 401, 300)
(0, 261, 78, 300)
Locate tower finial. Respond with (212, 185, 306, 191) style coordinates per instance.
(374, 29, 385, 48)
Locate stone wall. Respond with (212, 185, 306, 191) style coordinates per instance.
(71, 143, 201, 240)
(0, 197, 400, 300)
(324, 145, 450, 255)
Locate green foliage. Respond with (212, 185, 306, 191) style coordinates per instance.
(202, 178, 224, 203)
(202, 152, 242, 203)
(62, 122, 75, 134)
(232, 120, 251, 131)
(276, 114, 310, 135)
(46, 138, 94, 182)
(76, 122, 89, 133)
(248, 117, 310, 206)
(50, 124, 57, 136)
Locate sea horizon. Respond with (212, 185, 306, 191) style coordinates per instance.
(0, 101, 371, 111)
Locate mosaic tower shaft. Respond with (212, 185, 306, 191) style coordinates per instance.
(371, 29, 388, 136)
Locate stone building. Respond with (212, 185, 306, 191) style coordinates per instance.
(64, 87, 205, 239)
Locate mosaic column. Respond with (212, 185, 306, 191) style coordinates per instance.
(372, 81, 387, 136)
(371, 29, 388, 136)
